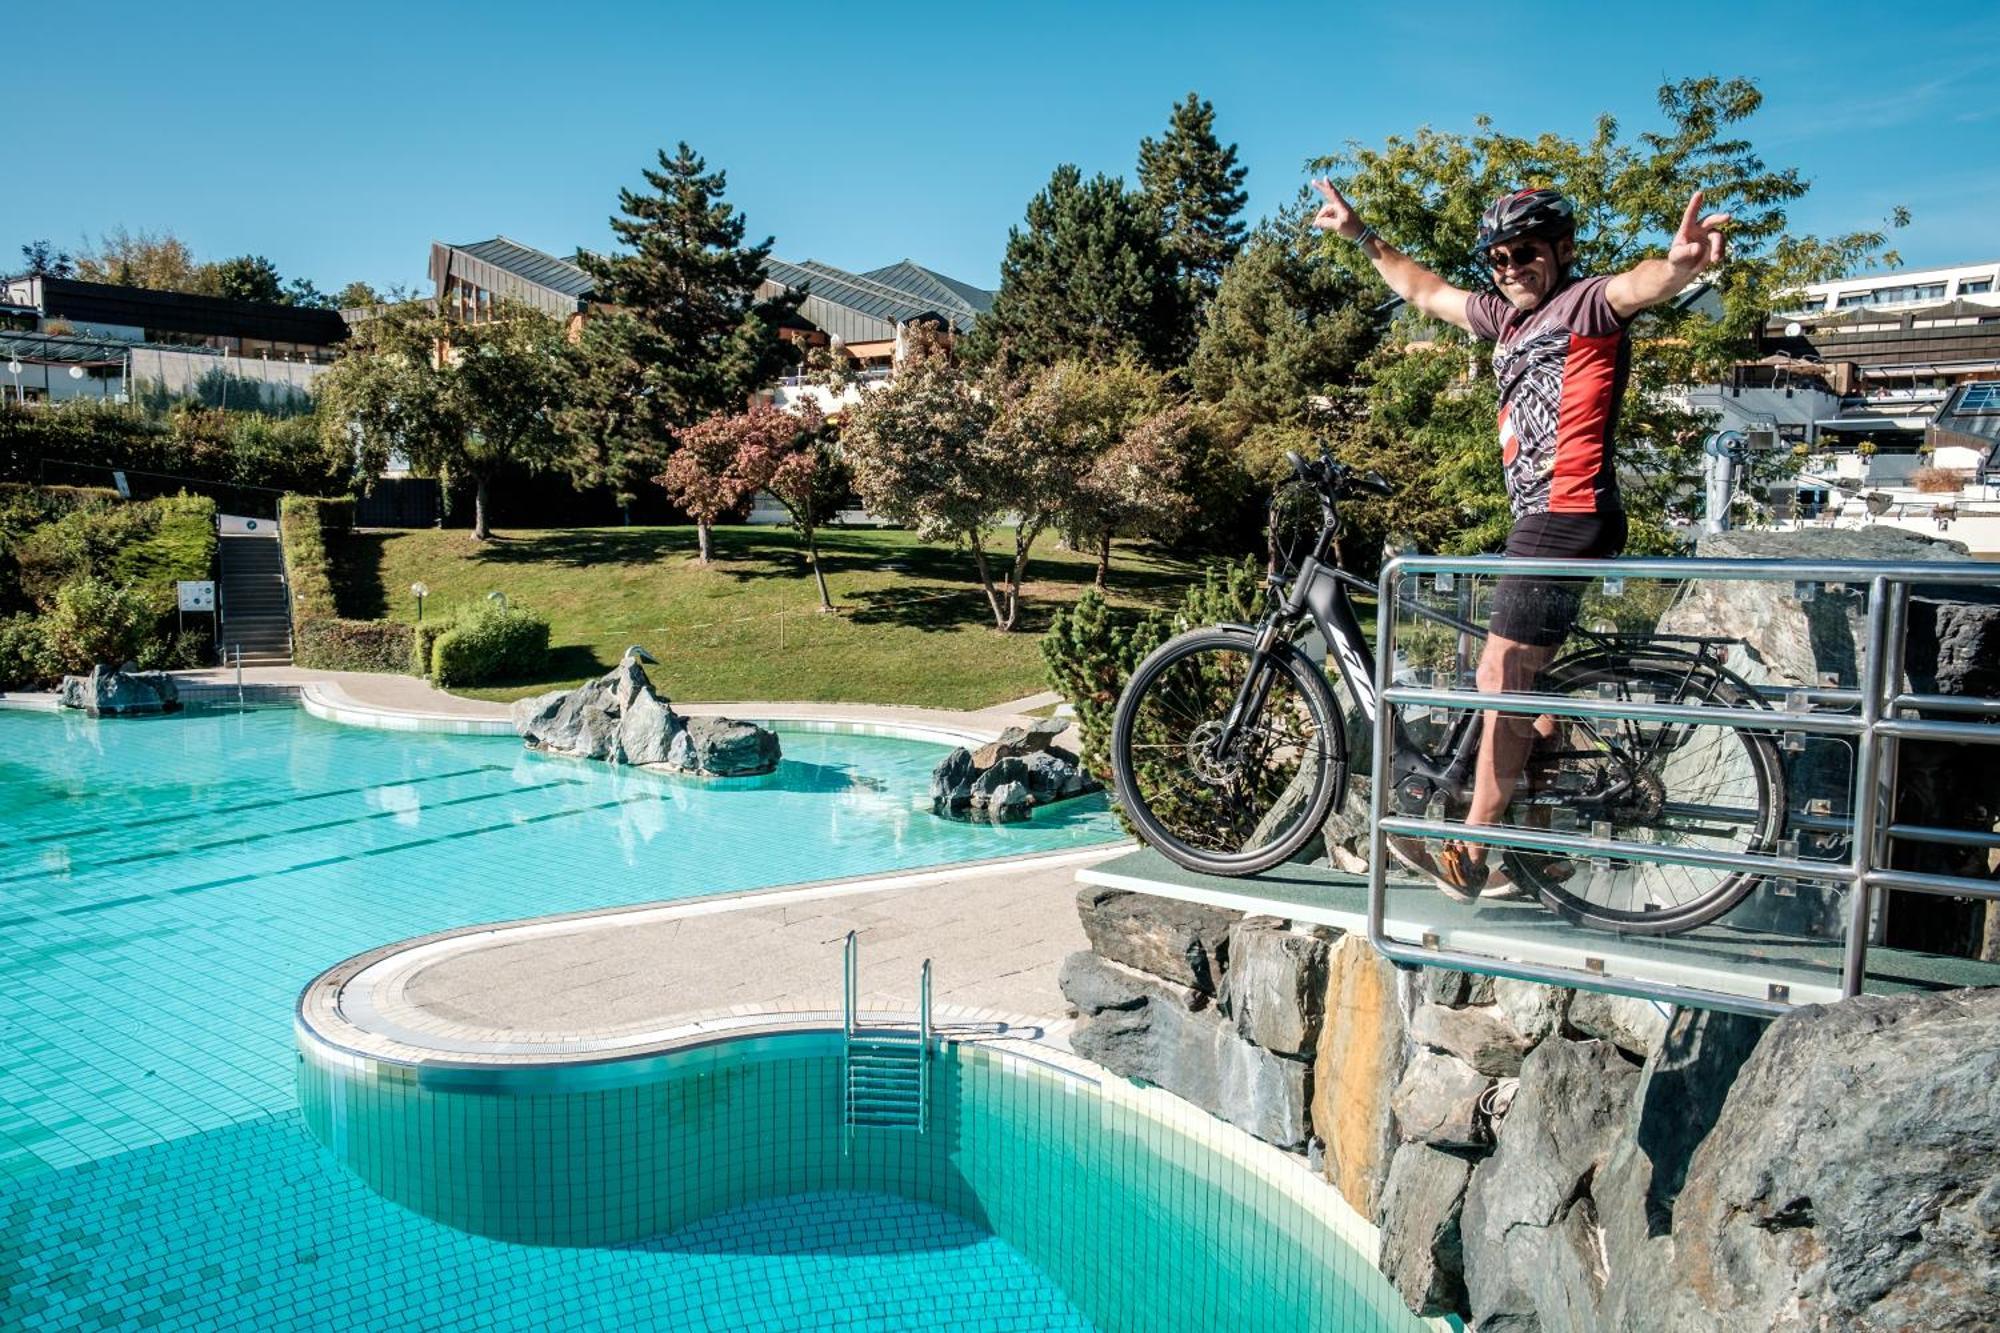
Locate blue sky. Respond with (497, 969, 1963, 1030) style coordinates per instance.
(10, 1, 1997, 294)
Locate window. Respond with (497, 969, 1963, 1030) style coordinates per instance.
(1959, 383, 2000, 413)
(1960, 277, 1995, 295)
(1837, 282, 1948, 308)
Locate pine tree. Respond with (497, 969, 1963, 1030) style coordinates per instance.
(580, 143, 801, 429)
(1138, 93, 1249, 319)
(962, 166, 1186, 374)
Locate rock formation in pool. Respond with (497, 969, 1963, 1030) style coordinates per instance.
(931, 717, 1101, 822)
(510, 647, 780, 777)
(57, 662, 181, 717)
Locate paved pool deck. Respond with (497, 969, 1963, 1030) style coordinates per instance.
(17, 664, 1112, 1065)
(299, 846, 1118, 1069)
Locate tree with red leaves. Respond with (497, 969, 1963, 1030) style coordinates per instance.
(730, 400, 844, 611)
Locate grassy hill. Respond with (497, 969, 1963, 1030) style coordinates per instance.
(333, 523, 1213, 709)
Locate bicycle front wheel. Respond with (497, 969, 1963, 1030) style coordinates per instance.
(1506, 658, 1785, 934)
(1111, 628, 1347, 876)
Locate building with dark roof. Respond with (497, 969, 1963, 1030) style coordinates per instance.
(428, 237, 598, 329)
(427, 236, 994, 372)
(1, 274, 348, 362)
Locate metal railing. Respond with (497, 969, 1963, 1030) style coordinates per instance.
(1366, 553, 2000, 1016)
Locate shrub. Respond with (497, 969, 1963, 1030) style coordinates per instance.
(1042, 556, 1264, 779)
(1911, 466, 1967, 495)
(39, 575, 161, 673)
(430, 603, 550, 688)
(295, 617, 416, 673)
(0, 613, 53, 689)
(410, 618, 456, 677)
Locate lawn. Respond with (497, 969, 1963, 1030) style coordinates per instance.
(336, 523, 1216, 709)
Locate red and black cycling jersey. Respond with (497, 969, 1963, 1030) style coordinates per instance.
(1464, 275, 1630, 519)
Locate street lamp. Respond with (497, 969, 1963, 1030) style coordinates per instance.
(411, 581, 429, 621)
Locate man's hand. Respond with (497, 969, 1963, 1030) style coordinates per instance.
(1605, 189, 1734, 320)
(1310, 179, 1365, 241)
(1667, 189, 1731, 274)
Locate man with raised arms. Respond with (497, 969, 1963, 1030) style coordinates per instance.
(1309, 179, 1729, 898)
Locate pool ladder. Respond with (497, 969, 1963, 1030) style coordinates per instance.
(841, 930, 931, 1149)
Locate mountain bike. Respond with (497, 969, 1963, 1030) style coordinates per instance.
(1108, 449, 1788, 935)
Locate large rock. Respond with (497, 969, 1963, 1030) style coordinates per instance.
(1222, 919, 1329, 1056)
(1666, 989, 2000, 1332)
(1421, 967, 1497, 1008)
(1409, 1003, 1532, 1077)
(1460, 1038, 1643, 1333)
(1595, 1008, 1768, 1333)
(1658, 527, 1971, 690)
(1062, 951, 1312, 1149)
(56, 662, 181, 716)
(1392, 1050, 1491, 1149)
(1658, 527, 2000, 943)
(1565, 990, 1671, 1058)
(1074, 887, 1240, 994)
(616, 688, 676, 766)
(1494, 977, 1570, 1045)
(932, 718, 1102, 822)
(675, 715, 781, 777)
(515, 651, 779, 777)
(1311, 933, 1414, 1216)
(1377, 1142, 1472, 1317)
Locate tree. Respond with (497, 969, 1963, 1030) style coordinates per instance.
(1313, 75, 1908, 552)
(843, 332, 1069, 632)
(314, 302, 457, 496)
(580, 142, 802, 430)
(1191, 200, 1384, 481)
(284, 277, 335, 309)
(962, 165, 1187, 374)
(1032, 359, 1201, 587)
(729, 400, 845, 610)
(445, 306, 581, 540)
(559, 312, 672, 521)
(205, 255, 286, 305)
(19, 241, 73, 278)
(76, 226, 202, 291)
(333, 281, 382, 309)
(658, 410, 756, 565)
(316, 302, 577, 540)
(1138, 92, 1249, 318)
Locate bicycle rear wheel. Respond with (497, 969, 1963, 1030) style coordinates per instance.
(1111, 628, 1347, 876)
(1505, 658, 1785, 934)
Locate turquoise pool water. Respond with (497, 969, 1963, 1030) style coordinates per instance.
(293, 1031, 1426, 1332)
(0, 705, 1129, 1329)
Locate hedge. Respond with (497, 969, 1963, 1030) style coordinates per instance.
(294, 617, 417, 674)
(410, 618, 455, 677)
(278, 494, 353, 624)
(430, 604, 550, 688)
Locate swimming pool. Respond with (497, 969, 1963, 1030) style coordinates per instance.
(0, 705, 1124, 1329)
(293, 1027, 1428, 1332)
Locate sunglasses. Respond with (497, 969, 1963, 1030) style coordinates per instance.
(1487, 245, 1546, 272)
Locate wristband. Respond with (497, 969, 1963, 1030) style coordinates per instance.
(1351, 225, 1378, 251)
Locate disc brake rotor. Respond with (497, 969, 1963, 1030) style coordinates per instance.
(1186, 720, 1246, 785)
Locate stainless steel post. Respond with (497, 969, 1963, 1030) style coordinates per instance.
(1841, 577, 1890, 997)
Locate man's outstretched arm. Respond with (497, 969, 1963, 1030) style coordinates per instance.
(1311, 180, 1475, 333)
(1605, 190, 1731, 320)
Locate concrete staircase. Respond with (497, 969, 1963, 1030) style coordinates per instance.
(218, 533, 293, 666)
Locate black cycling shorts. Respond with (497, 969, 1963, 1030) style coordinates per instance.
(1488, 510, 1628, 647)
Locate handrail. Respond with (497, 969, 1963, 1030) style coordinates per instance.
(1366, 553, 2000, 1012)
(918, 958, 932, 1135)
(842, 929, 857, 1037)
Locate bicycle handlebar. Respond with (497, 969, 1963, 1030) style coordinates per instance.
(1284, 448, 1392, 500)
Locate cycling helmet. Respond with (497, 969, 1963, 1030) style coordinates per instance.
(1474, 188, 1575, 258)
